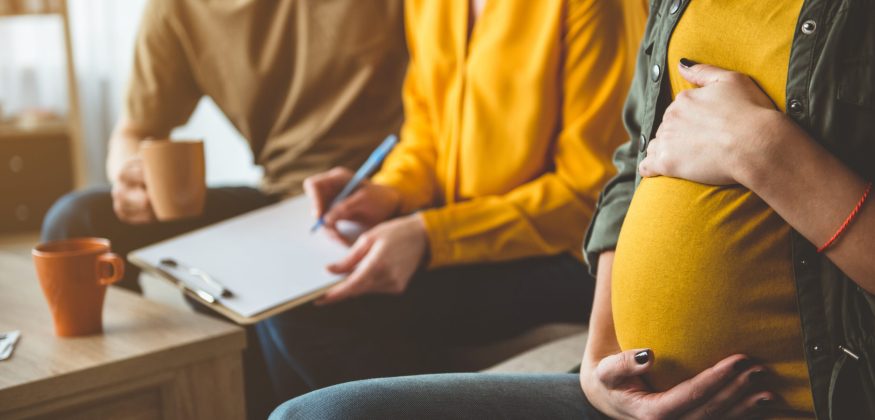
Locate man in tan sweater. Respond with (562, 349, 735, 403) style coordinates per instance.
(44, 0, 406, 290)
(41, 1, 406, 417)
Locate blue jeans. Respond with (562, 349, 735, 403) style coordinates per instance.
(270, 373, 608, 419)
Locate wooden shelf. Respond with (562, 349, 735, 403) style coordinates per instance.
(0, 0, 85, 187)
(0, 121, 68, 140)
(0, 0, 64, 17)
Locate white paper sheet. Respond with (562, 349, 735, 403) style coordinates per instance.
(130, 196, 350, 318)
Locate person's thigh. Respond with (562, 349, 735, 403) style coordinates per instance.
(270, 373, 608, 420)
(41, 186, 277, 290)
(256, 295, 437, 401)
(404, 254, 595, 345)
(256, 254, 594, 400)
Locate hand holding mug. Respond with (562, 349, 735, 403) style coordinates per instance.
(111, 157, 156, 224)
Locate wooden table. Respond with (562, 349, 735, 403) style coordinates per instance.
(0, 253, 247, 419)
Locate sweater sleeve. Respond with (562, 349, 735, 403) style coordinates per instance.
(124, 0, 201, 134)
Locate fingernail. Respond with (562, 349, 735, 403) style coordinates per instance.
(733, 358, 752, 372)
(680, 57, 698, 68)
(748, 369, 766, 384)
(756, 398, 772, 407)
(634, 350, 650, 365)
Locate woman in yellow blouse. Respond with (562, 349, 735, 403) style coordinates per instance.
(256, 0, 644, 401)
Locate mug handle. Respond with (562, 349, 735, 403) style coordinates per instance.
(97, 253, 125, 286)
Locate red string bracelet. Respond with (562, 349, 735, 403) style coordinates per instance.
(817, 182, 873, 253)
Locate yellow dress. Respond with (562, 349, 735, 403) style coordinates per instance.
(372, 0, 646, 267)
(611, 0, 814, 416)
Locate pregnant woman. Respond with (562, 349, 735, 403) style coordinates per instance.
(583, 0, 875, 418)
(271, 0, 875, 418)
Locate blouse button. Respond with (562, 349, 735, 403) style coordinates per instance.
(651, 64, 661, 82)
(669, 0, 681, 14)
(639, 134, 648, 153)
(801, 19, 817, 35)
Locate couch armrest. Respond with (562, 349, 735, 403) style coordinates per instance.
(484, 329, 588, 373)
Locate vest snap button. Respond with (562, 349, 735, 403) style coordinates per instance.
(801, 19, 817, 35)
(651, 64, 661, 82)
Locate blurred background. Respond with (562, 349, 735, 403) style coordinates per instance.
(1, 0, 261, 233)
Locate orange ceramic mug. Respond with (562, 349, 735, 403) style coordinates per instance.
(32, 238, 124, 337)
(140, 139, 207, 221)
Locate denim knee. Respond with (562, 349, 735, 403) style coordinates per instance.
(269, 388, 341, 420)
(268, 380, 392, 420)
(41, 188, 112, 242)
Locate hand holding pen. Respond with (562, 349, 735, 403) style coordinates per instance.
(303, 134, 429, 306)
(305, 135, 401, 243)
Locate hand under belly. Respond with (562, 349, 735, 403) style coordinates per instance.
(611, 177, 812, 413)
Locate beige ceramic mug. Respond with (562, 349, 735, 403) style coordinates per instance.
(140, 139, 206, 221)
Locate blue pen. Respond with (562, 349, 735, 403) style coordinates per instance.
(311, 134, 399, 232)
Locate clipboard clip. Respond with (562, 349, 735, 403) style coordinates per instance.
(159, 258, 232, 297)
(155, 265, 218, 304)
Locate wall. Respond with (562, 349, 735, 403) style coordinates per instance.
(0, 0, 261, 188)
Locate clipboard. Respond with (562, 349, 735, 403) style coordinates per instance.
(129, 195, 351, 325)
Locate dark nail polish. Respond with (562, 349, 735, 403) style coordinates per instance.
(733, 358, 752, 372)
(756, 398, 772, 407)
(679, 57, 698, 68)
(634, 350, 650, 365)
(748, 370, 766, 384)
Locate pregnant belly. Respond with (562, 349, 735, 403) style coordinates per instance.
(612, 177, 813, 414)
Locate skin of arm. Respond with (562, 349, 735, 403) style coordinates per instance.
(736, 109, 875, 291)
(639, 62, 875, 292)
(580, 252, 621, 371)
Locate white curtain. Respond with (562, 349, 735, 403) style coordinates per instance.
(0, 14, 70, 125)
(1, 0, 260, 187)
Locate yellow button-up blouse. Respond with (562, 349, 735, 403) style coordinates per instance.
(373, 0, 643, 267)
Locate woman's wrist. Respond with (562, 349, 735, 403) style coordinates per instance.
(372, 183, 404, 217)
(578, 354, 627, 420)
(578, 358, 598, 399)
(408, 213, 431, 267)
(732, 109, 794, 190)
